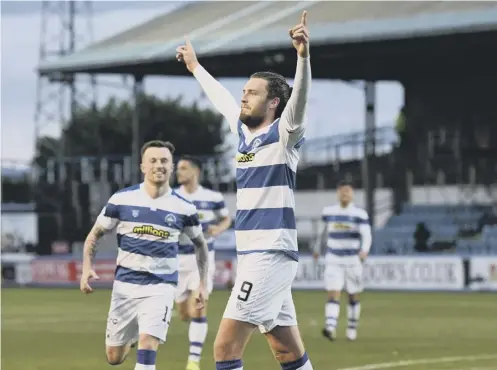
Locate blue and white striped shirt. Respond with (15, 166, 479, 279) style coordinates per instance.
(193, 56, 311, 262)
(233, 118, 305, 261)
(319, 203, 372, 263)
(175, 185, 229, 254)
(96, 183, 201, 297)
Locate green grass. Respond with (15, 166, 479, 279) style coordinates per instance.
(2, 289, 497, 370)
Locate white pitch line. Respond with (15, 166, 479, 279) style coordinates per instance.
(336, 354, 497, 370)
(431, 367, 495, 370)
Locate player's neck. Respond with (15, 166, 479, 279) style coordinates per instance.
(143, 181, 170, 199)
(183, 182, 200, 194)
(246, 116, 276, 134)
(340, 201, 351, 208)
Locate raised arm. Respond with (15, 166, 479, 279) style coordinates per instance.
(177, 38, 240, 133)
(193, 66, 240, 132)
(280, 11, 311, 138)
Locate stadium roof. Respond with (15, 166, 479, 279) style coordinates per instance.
(38, 1, 497, 76)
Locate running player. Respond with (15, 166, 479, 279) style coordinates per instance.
(80, 140, 209, 370)
(313, 180, 372, 341)
(177, 11, 313, 370)
(174, 155, 231, 370)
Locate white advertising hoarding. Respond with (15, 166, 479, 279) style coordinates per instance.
(292, 256, 465, 291)
(468, 257, 497, 291)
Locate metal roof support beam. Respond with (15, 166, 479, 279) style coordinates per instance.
(363, 81, 377, 227)
(131, 75, 144, 184)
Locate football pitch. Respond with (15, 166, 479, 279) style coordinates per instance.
(2, 289, 496, 370)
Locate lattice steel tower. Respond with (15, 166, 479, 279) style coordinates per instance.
(34, 0, 97, 154)
(34, 0, 97, 239)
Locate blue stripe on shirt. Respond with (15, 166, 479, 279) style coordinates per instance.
(192, 200, 226, 211)
(323, 215, 368, 224)
(117, 234, 178, 258)
(178, 242, 214, 254)
(114, 266, 178, 285)
(327, 248, 360, 256)
(235, 207, 296, 230)
(106, 204, 199, 229)
(236, 164, 296, 189)
(328, 231, 361, 239)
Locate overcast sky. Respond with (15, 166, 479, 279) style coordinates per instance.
(1, 1, 403, 166)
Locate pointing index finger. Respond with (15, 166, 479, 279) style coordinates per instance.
(301, 10, 307, 26)
(185, 35, 193, 47)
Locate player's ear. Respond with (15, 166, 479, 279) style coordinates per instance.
(269, 97, 280, 110)
(140, 162, 146, 175)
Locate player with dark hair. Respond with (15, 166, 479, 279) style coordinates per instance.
(174, 155, 231, 370)
(80, 140, 209, 370)
(177, 11, 313, 370)
(313, 180, 372, 341)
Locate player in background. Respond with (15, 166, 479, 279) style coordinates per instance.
(313, 180, 372, 341)
(174, 155, 232, 370)
(177, 11, 313, 370)
(80, 140, 209, 370)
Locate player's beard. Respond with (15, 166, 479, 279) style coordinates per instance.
(152, 170, 169, 185)
(239, 112, 265, 128)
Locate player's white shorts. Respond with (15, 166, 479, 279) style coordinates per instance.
(175, 251, 216, 303)
(325, 259, 364, 294)
(105, 284, 175, 347)
(223, 252, 298, 333)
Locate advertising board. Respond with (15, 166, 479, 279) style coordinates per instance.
(468, 257, 497, 291)
(292, 256, 465, 291)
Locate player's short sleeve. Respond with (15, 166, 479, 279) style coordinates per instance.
(321, 207, 330, 222)
(213, 193, 229, 218)
(356, 209, 370, 224)
(96, 196, 120, 230)
(182, 205, 203, 240)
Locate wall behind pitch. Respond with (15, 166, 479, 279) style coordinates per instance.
(223, 185, 495, 228)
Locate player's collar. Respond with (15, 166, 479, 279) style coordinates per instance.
(140, 183, 172, 198)
(180, 184, 202, 195)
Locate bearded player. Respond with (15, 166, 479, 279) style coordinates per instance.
(177, 11, 314, 370)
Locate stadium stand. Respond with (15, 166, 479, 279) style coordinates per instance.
(25, 1, 497, 259)
(374, 204, 497, 255)
(38, 1, 497, 75)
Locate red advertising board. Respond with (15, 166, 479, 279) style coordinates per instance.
(30, 258, 234, 288)
(31, 259, 116, 284)
(74, 260, 116, 283)
(31, 260, 77, 283)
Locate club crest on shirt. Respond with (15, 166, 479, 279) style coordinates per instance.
(132, 210, 139, 218)
(165, 214, 176, 226)
(252, 138, 262, 150)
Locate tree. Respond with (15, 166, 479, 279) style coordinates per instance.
(31, 94, 231, 250)
(34, 94, 230, 168)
